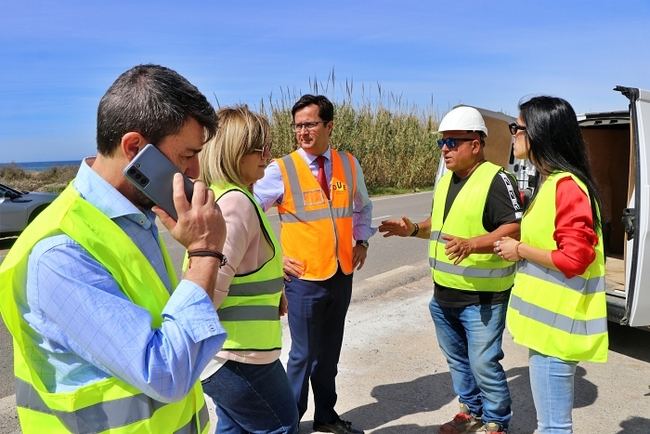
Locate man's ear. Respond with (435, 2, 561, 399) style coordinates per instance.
(326, 121, 334, 137)
(120, 132, 146, 161)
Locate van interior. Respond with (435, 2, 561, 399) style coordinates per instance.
(580, 111, 631, 296)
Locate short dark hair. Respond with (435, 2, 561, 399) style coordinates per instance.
(96, 64, 217, 156)
(519, 95, 602, 230)
(291, 94, 334, 122)
(470, 131, 486, 146)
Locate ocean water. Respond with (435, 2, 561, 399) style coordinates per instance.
(0, 160, 81, 172)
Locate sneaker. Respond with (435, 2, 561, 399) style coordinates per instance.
(313, 417, 364, 434)
(480, 422, 507, 434)
(438, 403, 483, 434)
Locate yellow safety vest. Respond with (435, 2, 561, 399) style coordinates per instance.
(507, 172, 608, 362)
(276, 150, 357, 280)
(209, 182, 284, 351)
(0, 186, 209, 433)
(429, 162, 516, 291)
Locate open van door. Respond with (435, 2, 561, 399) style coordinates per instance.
(618, 86, 650, 327)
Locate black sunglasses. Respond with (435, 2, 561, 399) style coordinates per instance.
(508, 122, 527, 135)
(436, 137, 476, 150)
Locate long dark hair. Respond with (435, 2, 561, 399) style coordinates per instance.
(519, 96, 602, 231)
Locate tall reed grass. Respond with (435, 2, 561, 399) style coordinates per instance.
(260, 71, 440, 192)
(2, 73, 440, 194)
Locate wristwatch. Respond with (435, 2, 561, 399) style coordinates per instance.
(356, 240, 369, 249)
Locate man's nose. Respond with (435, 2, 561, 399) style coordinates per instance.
(185, 155, 200, 179)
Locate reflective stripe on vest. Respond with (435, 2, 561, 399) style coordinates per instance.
(0, 185, 208, 433)
(15, 378, 209, 434)
(507, 171, 608, 363)
(210, 182, 284, 350)
(278, 206, 353, 222)
(509, 294, 608, 336)
(428, 162, 515, 291)
(429, 257, 516, 278)
(217, 305, 281, 321)
(228, 277, 285, 296)
(517, 261, 605, 295)
(277, 150, 356, 279)
(429, 231, 448, 244)
(279, 150, 354, 222)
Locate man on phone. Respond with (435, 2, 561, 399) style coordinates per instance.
(254, 94, 373, 434)
(0, 64, 227, 433)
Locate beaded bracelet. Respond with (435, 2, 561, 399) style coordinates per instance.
(410, 223, 420, 237)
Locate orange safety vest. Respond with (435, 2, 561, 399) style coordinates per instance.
(276, 149, 357, 280)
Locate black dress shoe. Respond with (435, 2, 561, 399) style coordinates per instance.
(313, 418, 364, 434)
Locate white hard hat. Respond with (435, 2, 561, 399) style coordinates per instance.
(438, 106, 488, 136)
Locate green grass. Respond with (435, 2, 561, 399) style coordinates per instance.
(369, 186, 433, 197)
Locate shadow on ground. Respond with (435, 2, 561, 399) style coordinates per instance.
(316, 366, 600, 434)
(616, 416, 650, 433)
(608, 322, 650, 363)
(341, 371, 454, 432)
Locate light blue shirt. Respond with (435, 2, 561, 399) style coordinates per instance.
(254, 147, 376, 241)
(24, 158, 226, 402)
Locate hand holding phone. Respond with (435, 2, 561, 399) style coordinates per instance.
(123, 144, 194, 220)
(164, 174, 227, 296)
(161, 175, 227, 252)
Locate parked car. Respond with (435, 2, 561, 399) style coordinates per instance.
(0, 183, 57, 237)
(437, 85, 650, 329)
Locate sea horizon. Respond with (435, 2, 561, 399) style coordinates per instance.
(0, 160, 82, 172)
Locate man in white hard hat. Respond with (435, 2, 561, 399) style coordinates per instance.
(379, 106, 522, 434)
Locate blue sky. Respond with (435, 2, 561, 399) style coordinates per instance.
(1, 0, 649, 163)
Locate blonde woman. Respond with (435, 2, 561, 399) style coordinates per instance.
(197, 106, 297, 434)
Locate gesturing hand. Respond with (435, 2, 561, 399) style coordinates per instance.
(378, 216, 415, 237)
(442, 235, 475, 265)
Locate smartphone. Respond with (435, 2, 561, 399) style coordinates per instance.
(123, 144, 194, 220)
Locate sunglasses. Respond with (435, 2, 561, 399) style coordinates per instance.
(252, 143, 271, 155)
(436, 137, 476, 150)
(508, 122, 527, 135)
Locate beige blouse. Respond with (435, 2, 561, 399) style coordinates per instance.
(201, 189, 281, 380)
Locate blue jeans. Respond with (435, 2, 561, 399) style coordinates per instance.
(202, 360, 299, 434)
(429, 297, 511, 428)
(529, 350, 577, 434)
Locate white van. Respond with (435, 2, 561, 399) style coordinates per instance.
(442, 86, 650, 329)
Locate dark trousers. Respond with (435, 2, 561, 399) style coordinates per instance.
(285, 267, 353, 424)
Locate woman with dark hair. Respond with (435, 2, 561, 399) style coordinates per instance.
(497, 96, 607, 433)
